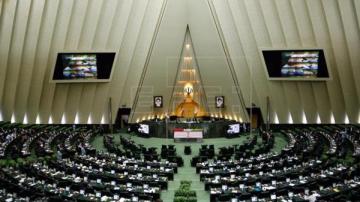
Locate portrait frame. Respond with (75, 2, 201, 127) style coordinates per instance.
(154, 96, 163, 108)
(215, 96, 224, 108)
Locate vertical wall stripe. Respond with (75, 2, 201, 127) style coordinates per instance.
(26, 0, 60, 123)
(14, 0, 46, 123)
(322, 0, 358, 122)
(2, 0, 32, 121)
(0, 0, 18, 118)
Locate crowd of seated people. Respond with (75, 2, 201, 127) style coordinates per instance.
(117, 136, 184, 167)
(0, 122, 177, 201)
(325, 125, 360, 159)
(191, 132, 268, 166)
(160, 145, 184, 167)
(192, 125, 360, 202)
(0, 122, 95, 160)
(0, 126, 33, 158)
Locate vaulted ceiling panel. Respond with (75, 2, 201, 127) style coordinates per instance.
(0, 0, 358, 124)
(14, 0, 46, 123)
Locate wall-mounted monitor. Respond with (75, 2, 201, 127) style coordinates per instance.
(260, 48, 330, 81)
(138, 124, 149, 135)
(51, 52, 116, 83)
(227, 123, 240, 134)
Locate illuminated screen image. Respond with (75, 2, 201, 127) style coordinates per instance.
(138, 124, 149, 134)
(227, 124, 240, 134)
(262, 49, 329, 80)
(62, 54, 97, 79)
(53, 52, 115, 81)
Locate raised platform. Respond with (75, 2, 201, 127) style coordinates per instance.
(133, 120, 249, 139)
(174, 128, 203, 142)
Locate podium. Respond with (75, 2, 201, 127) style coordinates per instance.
(173, 128, 203, 142)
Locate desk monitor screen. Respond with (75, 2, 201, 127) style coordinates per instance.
(52, 52, 116, 82)
(132, 196, 139, 201)
(262, 49, 329, 80)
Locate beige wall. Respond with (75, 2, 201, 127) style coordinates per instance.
(0, 0, 359, 124)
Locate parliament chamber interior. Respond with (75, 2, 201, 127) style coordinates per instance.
(0, 0, 360, 201)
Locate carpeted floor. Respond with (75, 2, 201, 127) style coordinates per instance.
(90, 132, 288, 202)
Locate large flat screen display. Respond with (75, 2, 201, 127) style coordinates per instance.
(52, 52, 116, 82)
(261, 49, 330, 80)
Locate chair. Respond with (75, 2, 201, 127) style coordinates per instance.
(184, 146, 191, 155)
(218, 194, 232, 202)
(238, 192, 251, 200)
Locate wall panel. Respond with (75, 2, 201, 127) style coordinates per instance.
(26, 0, 60, 123)
(38, 0, 73, 123)
(62, 0, 89, 123)
(213, 0, 259, 109)
(290, 0, 326, 123)
(306, 0, 346, 123)
(13, 0, 46, 123)
(0, 0, 18, 119)
(0, 0, 358, 124)
(337, 0, 360, 110)
(322, 0, 358, 122)
(274, 0, 303, 123)
(257, 0, 290, 123)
